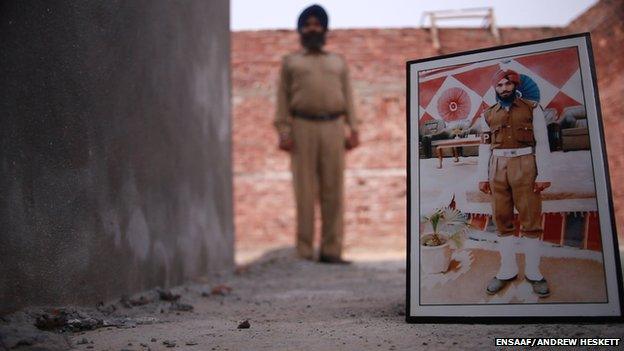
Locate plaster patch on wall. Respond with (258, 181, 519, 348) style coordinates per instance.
(152, 239, 172, 288)
(101, 208, 122, 247)
(126, 207, 151, 261)
(175, 186, 205, 277)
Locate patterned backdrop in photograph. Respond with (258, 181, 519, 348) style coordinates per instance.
(418, 47, 584, 129)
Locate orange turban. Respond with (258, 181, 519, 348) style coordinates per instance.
(491, 69, 520, 87)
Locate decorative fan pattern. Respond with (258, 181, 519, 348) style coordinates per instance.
(418, 47, 584, 127)
(437, 87, 472, 122)
(517, 74, 541, 102)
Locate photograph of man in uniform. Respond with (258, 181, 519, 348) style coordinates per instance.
(476, 69, 552, 297)
(273, 5, 360, 264)
(410, 38, 622, 318)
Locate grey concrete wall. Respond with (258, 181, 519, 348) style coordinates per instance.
(0, 0, 233, 313)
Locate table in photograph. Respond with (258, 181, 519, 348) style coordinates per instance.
(431, 136, 481, 169)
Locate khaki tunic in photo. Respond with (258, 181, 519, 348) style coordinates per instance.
(273, 50, 359, 258)
(480, 98, 550, 238)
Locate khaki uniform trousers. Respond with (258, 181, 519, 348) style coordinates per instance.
(489, 153, 542, 238)
(290, 117, 345, 258)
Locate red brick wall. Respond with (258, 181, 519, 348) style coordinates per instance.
(232, 0, 623, 254)
(568, 0, 624, 241)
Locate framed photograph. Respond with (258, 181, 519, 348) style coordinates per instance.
(406, 33, 623, 322)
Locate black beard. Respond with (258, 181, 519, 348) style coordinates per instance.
(300, 31, 326, 51)
(496, 89, 517, 106)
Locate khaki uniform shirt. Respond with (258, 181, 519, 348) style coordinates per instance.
(273, 50, 358, 136)
(476, 98, 551, 182)
(485, 98, 537, 149)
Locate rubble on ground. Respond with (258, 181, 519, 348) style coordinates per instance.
(0, 282, 240, 349)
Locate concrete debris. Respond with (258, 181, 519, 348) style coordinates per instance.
(34, 308, 104, 332)
(120, 290, 160, 308)
(157, 288, 180, 302)
(234, 265, 249, 275)
(76, 337, 89, 344)
(0, 324, 71, 351)
(33, 310, 66, 330)
(210, 284, 233, 296)
(169, 302, 193, 312)
(0, 279, 209, 350)
(66, 317, 104, 331)
(163, 339, 176, 347)
(132, 317, 158, 325)
(96, 301, 116, 315)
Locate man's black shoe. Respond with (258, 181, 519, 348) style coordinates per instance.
(318, 255, 352, 265)
(486, 274, 518, 295)
(525, 277, 551, 298)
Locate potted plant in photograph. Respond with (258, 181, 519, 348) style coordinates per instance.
(421, 205, 470, 274)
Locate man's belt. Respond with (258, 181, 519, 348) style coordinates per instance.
(492, 146, 533, 157)
(293, 111, 343, 121)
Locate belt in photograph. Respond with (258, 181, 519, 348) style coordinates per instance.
(293, 111, 343, 121)
(492, 147, 533, 157)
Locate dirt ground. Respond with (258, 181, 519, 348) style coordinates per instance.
(4, 246, 623, 351)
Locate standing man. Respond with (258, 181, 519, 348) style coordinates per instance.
(273, 4, 360, 264)
(476, 68, 552, 297)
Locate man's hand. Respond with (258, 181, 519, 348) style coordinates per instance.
(533, 181, 551, 193)
(478, 181, 491, 194)
(345, 131, 360, 150)
(278, 134, 294, 152)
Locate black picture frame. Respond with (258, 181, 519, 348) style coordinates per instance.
(406, 33, 624, 323)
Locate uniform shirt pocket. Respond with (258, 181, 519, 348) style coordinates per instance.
(515, 123, 535, 144)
